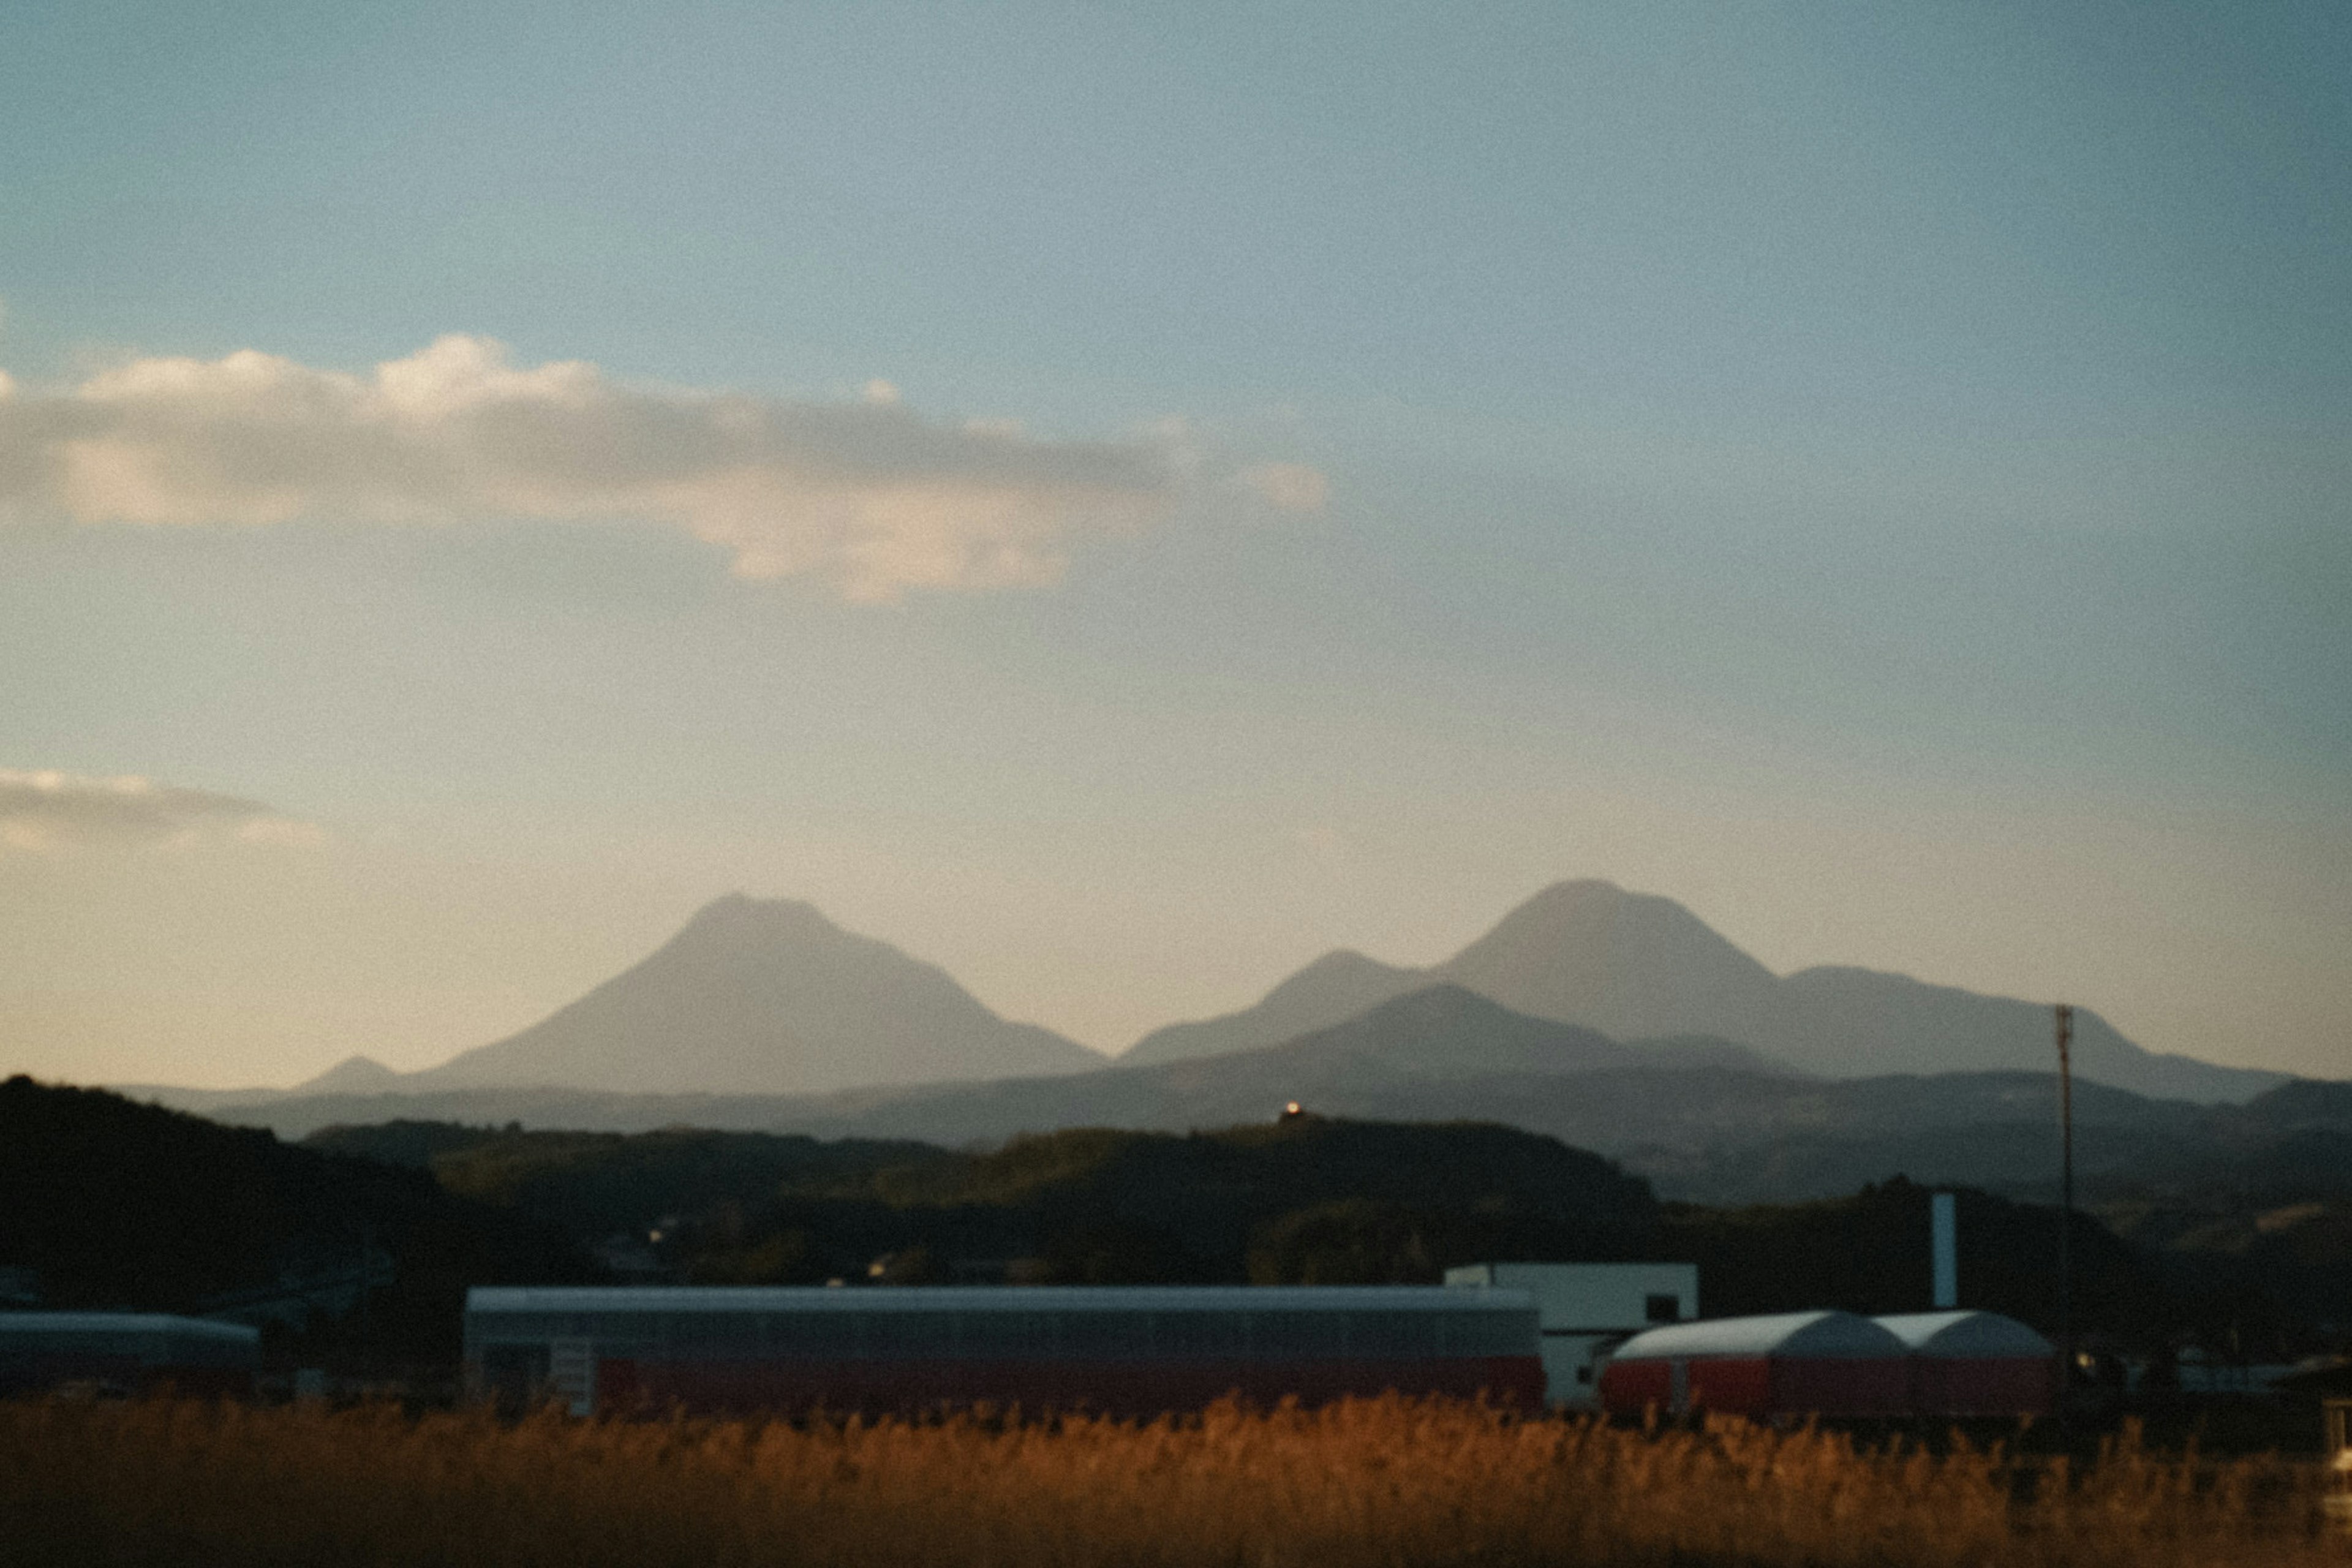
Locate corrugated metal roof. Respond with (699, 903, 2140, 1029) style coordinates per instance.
(0, 1313, 259, 1343)
(1874, 1312, 2052, 1358)
(1607, 1311, 1906, 1361)
(467, 1285, 1536, 1315)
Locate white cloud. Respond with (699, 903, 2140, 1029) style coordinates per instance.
(0, 336, 1180, 602)
(0, 769, 316, 853)
(1241, 461, 1329, 513)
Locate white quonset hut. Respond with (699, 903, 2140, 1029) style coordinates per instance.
(464, 1284, 1545, 1418)
(1443, 1262, 1697, 1408)
(1874, 1312, 2055, 1418)
(1599, 1311, 1911, 1419)
(0, 1313, 260, 1397)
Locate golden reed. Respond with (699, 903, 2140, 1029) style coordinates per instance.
(0, 1395, 2339, 1567)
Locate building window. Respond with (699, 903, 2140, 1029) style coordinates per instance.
(1644, 1294, 1681, 1324)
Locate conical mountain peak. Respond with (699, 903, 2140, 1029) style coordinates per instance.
(1122, 946, 1422, 1066)
(410, 895, 1102, 1095)
(673, 893, 839, 941)
(292, 1054, 402, 1095)
(1435, 880, 1780, 1042)
(1258, 949, 1419, 1007)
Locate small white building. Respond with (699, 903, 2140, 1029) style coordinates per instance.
(1444, 1262, 1698, 1408)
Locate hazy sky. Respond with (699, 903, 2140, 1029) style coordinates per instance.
(2, 2, 2346, 1087)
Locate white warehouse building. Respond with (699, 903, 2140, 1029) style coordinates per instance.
(1444, 1262, 1698, 1408)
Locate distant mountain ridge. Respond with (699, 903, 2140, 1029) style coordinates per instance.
(163, 979, 2343, 1211)
(178, 983, 1810, 1152)
(120, 876, 2285, 1114)
(385, 894, 1101, 1098)
(1124, 880, 2283, 1104)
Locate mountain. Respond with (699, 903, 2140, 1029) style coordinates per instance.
(1124, 950, 1422, 1066)
(296, 1055, 404, 1095)
(1755, 967, 2269, 1102)
(190, 986, 1794, 1149)
(1121, 879, 2284, 1104)
(178, 967, 2340, 1226)
(1433, 880, 1782, 1042)
(405, 894, 1103, 1096)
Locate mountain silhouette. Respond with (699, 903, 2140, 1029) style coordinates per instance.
(1433, 880, 1781, 1041)
(293, 1055, 403, 1095)
(404, 894, 1102, 1095)
(1121, 879, 2280, 1103)
(1125, 950, 1423, 1066)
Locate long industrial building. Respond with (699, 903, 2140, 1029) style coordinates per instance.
(0, 1313, 260, 1398)
(464, 1284, 1545, 1417)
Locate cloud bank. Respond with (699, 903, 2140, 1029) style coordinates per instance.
(0, 336, 1238, 601)
(0, 769, 317, 852)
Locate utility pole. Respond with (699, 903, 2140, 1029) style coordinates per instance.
(2055, 1003, 2075, 1413)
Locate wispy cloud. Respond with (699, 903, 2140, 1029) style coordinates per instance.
(0, 769, 319, 852)
(0, 336, 1216, 601)
(1241, 461, 1330, 514)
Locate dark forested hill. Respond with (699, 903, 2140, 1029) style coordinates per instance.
(0, 1076, 593, 1362)
(307, 1121, 954, 1238)
(14, 1066, 2325, 1376)
(304, 1114, 1663, 1291)
(1664, 1179, 2168, 1335)
(280, 1110, 2275, 1351)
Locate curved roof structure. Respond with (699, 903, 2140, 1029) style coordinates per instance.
(467, 1285, 1535, 1315)
(1608, 1311, 1906, 1362)
(0, 1313, 258, 1344)
(1873, 1312, 2051, 1358)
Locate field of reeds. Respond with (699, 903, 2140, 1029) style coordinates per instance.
(0, 1395, 2342, 1568)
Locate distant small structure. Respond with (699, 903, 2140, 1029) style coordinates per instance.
(0, 1313, 260, 1398)
(1929, 1191, 1958, 1310)
(1444, 1262, 1697, 1408)
(1599, 1311, 1911, 1420)
(592, 1233, 666, 1281)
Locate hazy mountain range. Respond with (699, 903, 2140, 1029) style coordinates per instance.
(121, 880, 2303, 1173)
(138, 983, 2351, 1210)
(1125, 881, 2277, 1104)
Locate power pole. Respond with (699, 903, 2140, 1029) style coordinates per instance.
(2055, 1002, 2075, 1413)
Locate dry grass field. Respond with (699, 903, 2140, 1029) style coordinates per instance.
(0, 1395, 2342, 1568)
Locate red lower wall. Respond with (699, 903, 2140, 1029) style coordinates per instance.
(1911, 1357, 2054, 1419)
(1597, 1359, 1671, 1415)
(593, 1354, 1545, 1418)
(1599, 1356, 1909, 1419)
(1772, 1356, 1909, 1417)
(1689, 1358, 1773, 1415)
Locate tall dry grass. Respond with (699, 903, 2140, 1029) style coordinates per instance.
(0, 1395, 2340, 1568)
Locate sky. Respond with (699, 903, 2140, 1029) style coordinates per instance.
(1, 1, 2346, 1087)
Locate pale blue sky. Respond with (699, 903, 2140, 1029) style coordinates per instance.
(1, 2, 2345, 1084)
